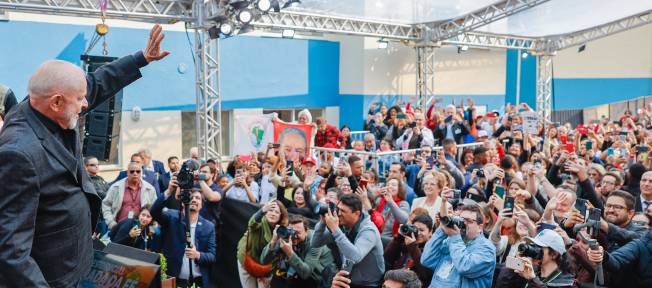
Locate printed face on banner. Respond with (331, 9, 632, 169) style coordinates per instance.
(274, 121, 313, 162)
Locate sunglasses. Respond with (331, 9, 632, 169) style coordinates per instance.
(129, 170, 142, 174)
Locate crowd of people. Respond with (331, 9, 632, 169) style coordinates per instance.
(89, 98, 652, 288)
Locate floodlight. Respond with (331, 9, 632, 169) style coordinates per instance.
(578, 44, 586, 53)
(377, 39, 389, 49)
(257, 0, 272, 12)
(521, 52, 529, 58)
(282, 29, 295, 38)
(237, 8, 254, 24)
(219, 22, 234, 36)
(282, 0, 301, 9)
(460, 45, 469, 51)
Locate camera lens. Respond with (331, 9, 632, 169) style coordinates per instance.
(518, 244, 543, 260)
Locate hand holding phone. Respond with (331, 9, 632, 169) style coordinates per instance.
(505, 256, 525, 272)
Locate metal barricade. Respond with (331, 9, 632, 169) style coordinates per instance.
(349, 130, 370, 143)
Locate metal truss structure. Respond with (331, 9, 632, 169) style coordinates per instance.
(416, 46, 436, 111)
(535, 54, 553, 123)
(0, 0, 650, 155)
(423, 0, 550, 42)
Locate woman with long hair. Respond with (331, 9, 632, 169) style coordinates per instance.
(109, 205, 160, 252)
(375, 177, 410, 240)
(237, 200, 289, 288)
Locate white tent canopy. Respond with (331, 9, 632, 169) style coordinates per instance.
(286, 0, 652, 37)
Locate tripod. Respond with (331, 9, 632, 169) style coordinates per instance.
(181, 188, 195, 288)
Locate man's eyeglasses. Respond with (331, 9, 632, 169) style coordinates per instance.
(128, 170, 142, 174)
(601, 180, 615, 185)
(605, 204, 627, 211)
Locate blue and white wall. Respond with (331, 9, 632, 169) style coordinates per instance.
(1, 12, 650, 165)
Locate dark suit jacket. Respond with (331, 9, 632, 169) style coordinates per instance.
(151, 195, 216, 288)
(112, 169, 162, 195)
(0, 52, 147, 287)
(159, 171, 173, 193)
(434, 121, 470, 144)
(152, 159, 166, 176)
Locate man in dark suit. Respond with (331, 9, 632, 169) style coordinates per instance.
(433, 104, 470, 144)
(139, 147, 167, 176)
(0, 25, 169, 287)
(636, 171, 652, 212)
(159, 155, 180, 193)
(152, 187, 216, 287)
(112, 152, 162, 195)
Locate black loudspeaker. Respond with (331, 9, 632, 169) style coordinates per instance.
(103, 242, 161, 288)
(81, 55, 122, 162)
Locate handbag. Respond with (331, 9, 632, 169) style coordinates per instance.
(242, 230, 272, 278)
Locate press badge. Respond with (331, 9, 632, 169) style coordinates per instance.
(128, 211, 134, 219)
(455, 129, 461, 134)
(436, 260, 453, 279)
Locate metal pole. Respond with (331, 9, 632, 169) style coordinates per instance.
(515, 49, 522, 106)
(536, 54, 554, 123)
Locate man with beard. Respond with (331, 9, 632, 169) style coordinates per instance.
(599, 190, 648, 252)
(151, 188, 216, 287)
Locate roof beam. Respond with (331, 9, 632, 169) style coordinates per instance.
(250, 10, 419, 41)
(0, 0, 193, 23)
(441, 31, 539, 51)
(423, 0, 550, 42)
(539, 9, 652, 53)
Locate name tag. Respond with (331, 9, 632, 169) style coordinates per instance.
(128, 211, 134, 219)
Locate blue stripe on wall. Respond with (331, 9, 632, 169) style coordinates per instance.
(505, 49, 536, 109)
(553, 78, 652, 109)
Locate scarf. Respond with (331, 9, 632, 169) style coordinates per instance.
(376, 196, 403, 236)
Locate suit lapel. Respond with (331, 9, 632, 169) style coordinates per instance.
(22, 102, 78, 181)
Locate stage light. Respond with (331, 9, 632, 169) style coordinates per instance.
(282, 0, 301, 9)
(229, 0, 251, 10)
(460, 45, 469, 51)
(282, 29, 295, 38)
(237, 8, 254, 24)
(257, 0, 272, 12)
(377, 39, 388, 49)
(208, 26, 220, 39)
(219, 22, 234, 36)
(578, 44, 586, 53)
(521, 52, 529, 58)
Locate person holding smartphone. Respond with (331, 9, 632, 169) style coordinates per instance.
(502, 229, 575, 288)
(109, 205, 160, 252)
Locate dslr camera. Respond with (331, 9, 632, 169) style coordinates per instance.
(399, 224, 418, 236)
(518, 243, 543, 260)
(276, 226, 297, 240)
(440, 215, 466, 232)
(313, 201, 338, 216)
(176, 160, 201, 204)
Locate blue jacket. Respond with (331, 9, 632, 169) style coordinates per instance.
(151, 160, 166, 177)
(112, 169, 161, 195)
(151, 195, 216, 288)
(421, 228, 496, 288)
(604, 231, 652, 287)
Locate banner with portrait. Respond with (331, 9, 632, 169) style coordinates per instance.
(273, 120, 313, 162)
(233, 114, 275, 156)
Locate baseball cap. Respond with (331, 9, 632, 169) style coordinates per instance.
(525, 229, 566, 255)
(302, 157, 317, 166)
(477, 130, 489, 138)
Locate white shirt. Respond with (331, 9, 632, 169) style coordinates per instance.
(411, 196, 452, 221)
(227, 182, 260, 203)
(258, 175, 277, 204)
(641, 194, 652, 212)
(178, 221, 202, 280)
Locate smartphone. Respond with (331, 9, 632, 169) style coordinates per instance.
(587, 208, 602, 237)
(495, 185, 506, 198)
(271, 143, 281, 148)
(566, 143, 575, 154)
(505, 256, 525, 272)
(444, 115, 453, 123)
(578, 126, 588, 135)
(585, 141, 593, 150)
(236, 168, 243, 176)
(620, 131, 628, 141)
(358, 179, 368, 190)
(342, 258, 355, 275)
(398, 113, 407, 120)
(504, 196, 515, 212)
(533, 160, 542, 169)
(133, 219, 140, 228)
(607, 148, 614, 156)
(452, 189, 462, 200)
(426, 156, 434, 168)
(575, 198, 588, 217)
(560, 134, 568, 144)
(286, 160, 294, 176)
(639, 145, 648, 153)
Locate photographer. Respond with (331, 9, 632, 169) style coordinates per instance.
(587, 229, 652, 287)
(421, 188, 496, 287)
(151, 188, 216, 287)
(384, 214, 435, 286)
(261, 215, 334, 287)
(375, 177, 410, 240)
(504, 225, 575, 288)
(197, 164, 224, 224)
(109, 205, 160, 252)
(311, 194, 385, 287)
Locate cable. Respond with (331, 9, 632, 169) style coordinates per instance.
(185, 22, 196, 66)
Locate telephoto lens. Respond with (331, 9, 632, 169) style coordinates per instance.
(440, 216, 466, 231)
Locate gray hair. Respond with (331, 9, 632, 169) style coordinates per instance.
(28, 60, 85, 98)
(138, 148, 152, 158)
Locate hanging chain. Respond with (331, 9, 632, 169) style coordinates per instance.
(99, 0, 109, 55)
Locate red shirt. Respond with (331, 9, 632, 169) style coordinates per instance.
(314, 125, 340, 147)
(116, 183, 142, 222)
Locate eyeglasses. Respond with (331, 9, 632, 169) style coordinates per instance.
(605, 204, 627, 211)
(462, 218, 477, 224)
(128, 170, 142, 174)
(601, 181, 615, 185)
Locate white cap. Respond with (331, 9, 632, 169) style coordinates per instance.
(525, 229, 567, 255)
(477, 130, 489, 138)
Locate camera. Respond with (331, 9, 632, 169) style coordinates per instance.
(399, 224, 418, 236)
(477, 169, 485, 178)
(314, 202, 338, 216)
(440, 216, 466, 231)
(277, 226, 297, 240)
(408, 122, 417, 128)
(177, 160, 200, 203)
(518, 243, 543, 260)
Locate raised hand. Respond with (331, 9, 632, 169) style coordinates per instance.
(143, 24, 171, 62)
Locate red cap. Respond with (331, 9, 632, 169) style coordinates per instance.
(302, 157, 317, 165)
